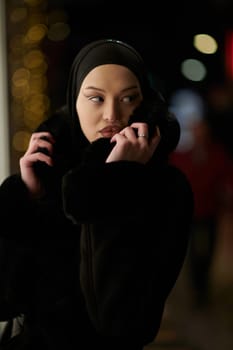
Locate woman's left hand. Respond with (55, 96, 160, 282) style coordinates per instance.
(106, 122, 161, 164)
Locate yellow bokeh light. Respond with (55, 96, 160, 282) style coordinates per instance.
(193, 34, 218, 54)
(23, 49, 46, 69)
(26, 24, 48, 43)
(29, 75, 48, 93)
(12, 130, 31, 152)
(10, 7, 28, 23)
(23, 109, 46, 130)
(11, 83, 30, 99)
(23, 93, 50, 114)
(12, 68, 30, 87)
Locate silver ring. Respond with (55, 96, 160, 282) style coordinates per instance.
(138, 134, 147, 138)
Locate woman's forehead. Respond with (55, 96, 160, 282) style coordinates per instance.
(80, 64, 141, 92)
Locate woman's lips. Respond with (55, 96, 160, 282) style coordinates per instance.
(99, 126, 121, 138)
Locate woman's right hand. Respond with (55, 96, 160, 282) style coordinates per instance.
(19, 132, 55, 197)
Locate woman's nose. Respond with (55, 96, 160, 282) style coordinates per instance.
(103, 100, 120, 121)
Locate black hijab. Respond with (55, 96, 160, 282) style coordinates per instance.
(66, 38, 180, 160)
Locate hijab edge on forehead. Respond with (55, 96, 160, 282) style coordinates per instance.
(72, 38, 150, 96)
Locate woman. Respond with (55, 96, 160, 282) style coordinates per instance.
(0, 39, 193, 350)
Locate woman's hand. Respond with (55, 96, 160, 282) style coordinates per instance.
(106, 122, 161, 164)
(19, 132, 55, 197)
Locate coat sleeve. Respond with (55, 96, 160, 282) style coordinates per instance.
(0, 175, 32, 319)
(0, 174, 76, 321)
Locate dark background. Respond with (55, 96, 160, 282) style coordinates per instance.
(45, 0, 233, 106)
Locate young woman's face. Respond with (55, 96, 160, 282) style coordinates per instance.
(76, 64, 143, 142)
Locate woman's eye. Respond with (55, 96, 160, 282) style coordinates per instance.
(122, 95, 137, 103)
(90, 96, 103, 103)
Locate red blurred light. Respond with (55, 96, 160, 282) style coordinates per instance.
(225, 31, 233, 79)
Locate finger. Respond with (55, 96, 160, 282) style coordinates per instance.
(110, 132, 126, 143)
(130, 122, 149, 139)
(28, 132, 54, 153)
(137, 133, 148, 140)
(21, 152, 53, 168)
(31, 132, 55, 144)
(150, 126, 161, 146)
(120, 126, 144, 141)
(26, 139, 53, 158)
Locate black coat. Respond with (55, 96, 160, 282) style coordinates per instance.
(0, 112, 193, 349)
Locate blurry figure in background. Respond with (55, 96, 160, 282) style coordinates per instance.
(169, 88, 233, 307)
